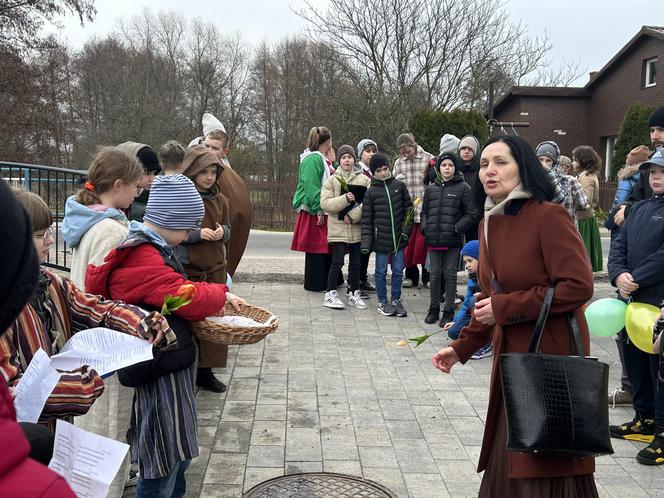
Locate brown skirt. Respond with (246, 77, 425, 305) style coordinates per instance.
(478, 400, 599, 498)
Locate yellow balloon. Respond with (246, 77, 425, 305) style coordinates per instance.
(625, 303, 660, 354)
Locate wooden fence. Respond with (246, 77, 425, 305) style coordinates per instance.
(245, 178, 298, 230)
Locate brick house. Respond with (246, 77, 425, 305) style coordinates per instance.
(492, 25, 664, 178)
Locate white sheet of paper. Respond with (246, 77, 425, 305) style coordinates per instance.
(49, 419, 129, 498)
(13, 348, 61, 423)
(49, 327, 153, 376)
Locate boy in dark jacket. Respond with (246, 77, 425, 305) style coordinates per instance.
(361, 153, 413, 317)
(420, 153, 478, 326)
(608, 147, 664, 465)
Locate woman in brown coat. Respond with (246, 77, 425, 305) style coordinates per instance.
(432, 136, 598, 497)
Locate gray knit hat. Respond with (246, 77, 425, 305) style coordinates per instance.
(356, 138, 377, 157)
(535, 141, 561, 166)
(439, 134, 460, 155)
(144, 174, 204, 230)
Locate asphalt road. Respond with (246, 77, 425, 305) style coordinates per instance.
(245, 229, 613, 260)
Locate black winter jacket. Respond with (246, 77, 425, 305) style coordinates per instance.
(420, 173, 478, 248)
(460, 158, 480, 194)
(608, 194, 664, 306)
(361, 176, 413, 255)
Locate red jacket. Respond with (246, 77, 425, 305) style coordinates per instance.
(85, 243, 228, 320)
(0, 382, 76, 497)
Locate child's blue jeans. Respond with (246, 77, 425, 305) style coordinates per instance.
(375, 250, 405, 304)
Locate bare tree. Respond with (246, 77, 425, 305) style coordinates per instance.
(0, 0, 95, 50)
(295, 0, 554, 127)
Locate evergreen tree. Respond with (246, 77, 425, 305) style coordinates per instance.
(408, 110, 487, 156)
(612, 102, 653, 178)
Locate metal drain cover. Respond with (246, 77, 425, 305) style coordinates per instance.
(243, 472, 398, 498)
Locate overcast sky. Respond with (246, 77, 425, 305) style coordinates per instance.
(48, 0, 654, 86)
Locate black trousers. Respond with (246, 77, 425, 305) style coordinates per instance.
(327, 242, 361, 292)
(622, 331, 664, 430)
(360, 251, 371, 283)
(19, 422, 54, 465)
(305, 252, 343, 292)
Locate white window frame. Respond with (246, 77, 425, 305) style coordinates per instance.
(605, 137, 616, 179)
(645, 57, 657, 88)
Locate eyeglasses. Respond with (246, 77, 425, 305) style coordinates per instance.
(125, 181, 143, 196)
(33, 228, 54, 242)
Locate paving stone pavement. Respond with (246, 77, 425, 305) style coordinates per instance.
(124, 280, 662, 497)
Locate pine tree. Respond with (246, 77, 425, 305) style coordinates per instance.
(612, 103, 653, 178)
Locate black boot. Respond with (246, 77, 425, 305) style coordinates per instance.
(424, 306, 440, 324)
(439, 311, 455, 328)
(196, 367, 226, 393)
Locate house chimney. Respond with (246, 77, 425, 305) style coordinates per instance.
(589, 71, 598, 80)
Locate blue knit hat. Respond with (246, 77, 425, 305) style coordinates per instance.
(144, 175, 204, 230)
(460, 240, 479, 260)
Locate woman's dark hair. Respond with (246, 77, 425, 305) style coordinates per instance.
(572, 145, 602, 175)
(474, 135, 556, 207)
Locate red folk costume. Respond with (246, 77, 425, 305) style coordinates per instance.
(291, 150, 331, 254)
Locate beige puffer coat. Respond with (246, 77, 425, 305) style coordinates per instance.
(320, 166, 371, 243)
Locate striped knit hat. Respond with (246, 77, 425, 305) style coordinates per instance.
(144, 174, 204, 230)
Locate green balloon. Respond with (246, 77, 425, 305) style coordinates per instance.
(584, 298, 627, 337)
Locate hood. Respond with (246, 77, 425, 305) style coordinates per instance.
(617, 163, 641, 181)
(85, 221, 170, 297)
(300, 148, 326, 163)
(61, 196, 127, 248)
(182, 145, 224, 191)
(535, 140, 561, 170)
(117, 141, 149, 159)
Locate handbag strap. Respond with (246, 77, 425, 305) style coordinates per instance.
(527, 287, 555, 353)
(567, 312, 587, 358)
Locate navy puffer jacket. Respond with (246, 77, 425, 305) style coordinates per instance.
(361, 176, 413, 255)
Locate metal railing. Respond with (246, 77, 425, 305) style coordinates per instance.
(2, 161, 86, 271)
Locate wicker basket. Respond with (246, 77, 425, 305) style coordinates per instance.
(190, 302, 278, 345)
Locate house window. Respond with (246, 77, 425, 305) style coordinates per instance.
(605, 137, 616, 178)
(644, 57, 657, 88)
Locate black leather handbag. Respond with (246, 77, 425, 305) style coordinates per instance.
(499, 287, 614, 457)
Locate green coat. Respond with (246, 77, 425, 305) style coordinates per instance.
(293, 152, 326, 214)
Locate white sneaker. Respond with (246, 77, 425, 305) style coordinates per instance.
(323, 290, 345, 309)
(402, 278, 414, 288)
(348, 290, 368, 310)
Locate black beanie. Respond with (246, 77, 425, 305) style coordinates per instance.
(436, 153, 461, 174)
(0, 181, 39, 335)
(649, 105, 664, 129)
(137, 146, 162, 173)
(369, 153, 390, 174)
